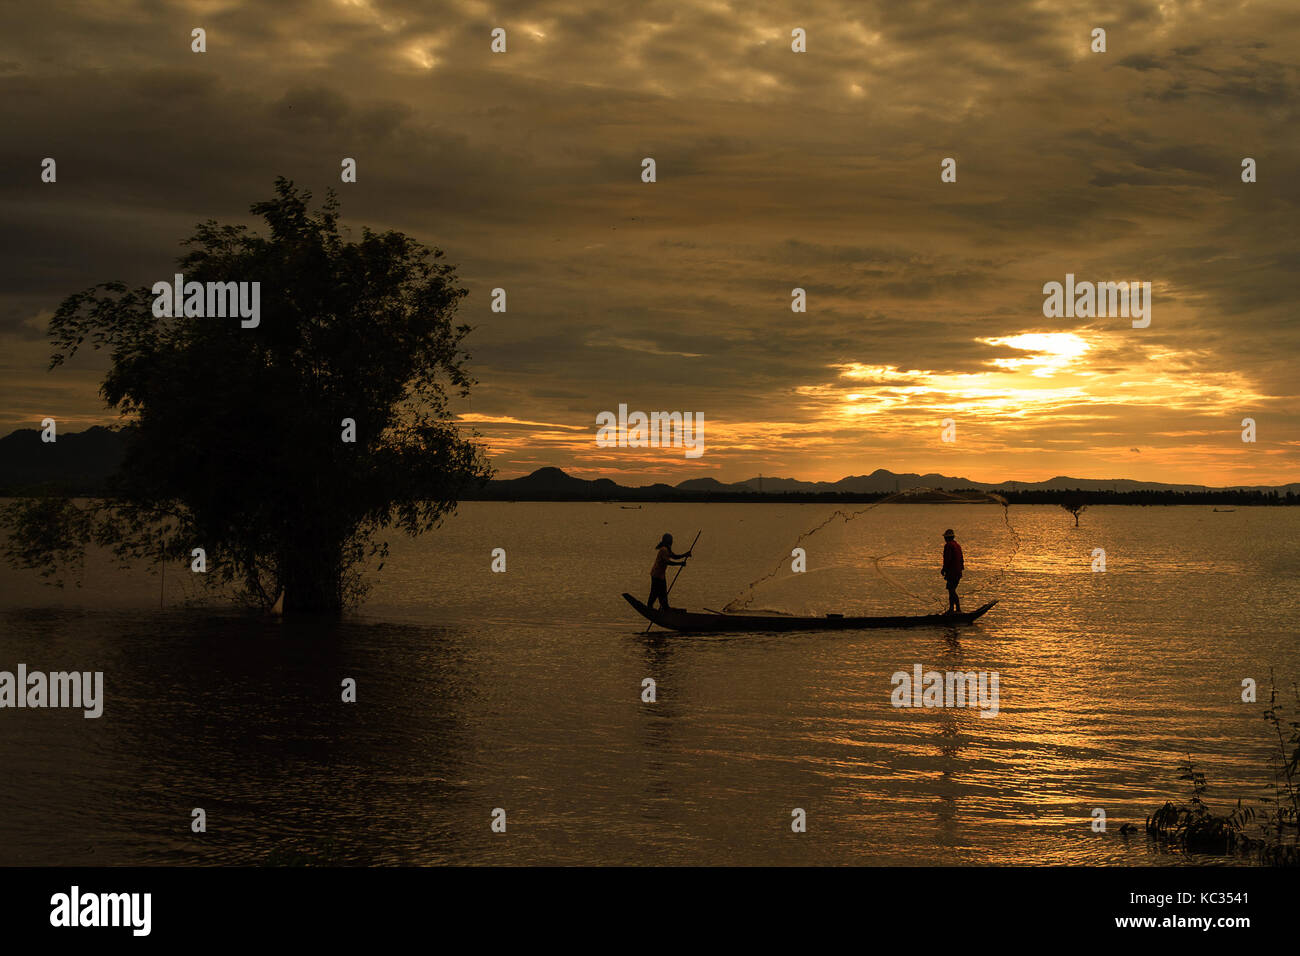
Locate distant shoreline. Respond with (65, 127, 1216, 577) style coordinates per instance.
(461, 491, 1296, 505)
(3, 428, 1295, 504)
(3, 489, 1295, 506)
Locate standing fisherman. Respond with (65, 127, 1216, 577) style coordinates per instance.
(941, 528, 964, 614)
(648, 533, 693, 610)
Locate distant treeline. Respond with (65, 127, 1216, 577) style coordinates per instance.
(4, 483, 1295, 506)
(991, 488, 1294, 506)
(463, 488, 1297, 505)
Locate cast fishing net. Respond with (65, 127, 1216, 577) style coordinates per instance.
(721, 487, 1020, 616)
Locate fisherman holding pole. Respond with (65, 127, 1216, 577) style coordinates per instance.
(648, 532, 696, 611)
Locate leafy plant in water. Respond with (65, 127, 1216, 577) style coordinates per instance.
(1146, 672, 1299, 865)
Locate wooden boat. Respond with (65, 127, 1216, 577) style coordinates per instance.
(623, 593, 997, 633)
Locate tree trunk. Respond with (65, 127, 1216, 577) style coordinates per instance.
(280, 541, 345, 614)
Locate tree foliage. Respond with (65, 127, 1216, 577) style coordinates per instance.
(2, 179, 492, 613)
(1060, 498, 1088, 526)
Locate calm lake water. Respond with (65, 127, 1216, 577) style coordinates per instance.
(1, 502, 1296, 866)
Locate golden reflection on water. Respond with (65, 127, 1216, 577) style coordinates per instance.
(0, 503, 1294, 865)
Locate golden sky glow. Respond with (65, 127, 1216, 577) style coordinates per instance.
(1, 1, 1296, 487)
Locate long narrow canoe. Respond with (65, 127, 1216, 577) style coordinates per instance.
(623, 592, 997, 633)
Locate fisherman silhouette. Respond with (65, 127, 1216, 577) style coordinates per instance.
(648, 533, 693, 610)
(941, 529, 964, 614)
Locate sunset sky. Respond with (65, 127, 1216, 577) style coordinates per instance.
(2, 0, 1298, 486)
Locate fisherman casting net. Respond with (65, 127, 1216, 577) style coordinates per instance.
(721, 487, 1019, 616)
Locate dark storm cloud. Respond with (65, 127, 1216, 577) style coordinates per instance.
(1117, 54, 1164, 71)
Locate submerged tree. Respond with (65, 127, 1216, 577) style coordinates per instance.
(2, 178, 492, 613)
(1060, 497, 1088, 527)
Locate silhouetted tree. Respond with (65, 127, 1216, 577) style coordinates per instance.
(1060, 497, 1088, 526)
(2, 179, 492, 613)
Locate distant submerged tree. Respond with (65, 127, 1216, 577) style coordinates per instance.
(2, 178, 492, 614)
(1060, 497, 1089, 527)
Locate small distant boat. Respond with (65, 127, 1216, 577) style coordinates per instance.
(1212, 508, 1235, 513)
(620, 505, 643, 510)
(623, 593, 997, 633)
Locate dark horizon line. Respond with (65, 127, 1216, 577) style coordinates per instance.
(2, 425, 1297, 499)
(2, 429, 1300, 496)
(488, 464, 1300, 496)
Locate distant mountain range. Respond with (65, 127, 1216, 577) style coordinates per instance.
(473, 465, 1300, 500)
(1, 427, 1296, 500)
(0, 426, 126, 494)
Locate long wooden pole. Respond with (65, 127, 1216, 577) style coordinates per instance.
(646, 530, 701, 633)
